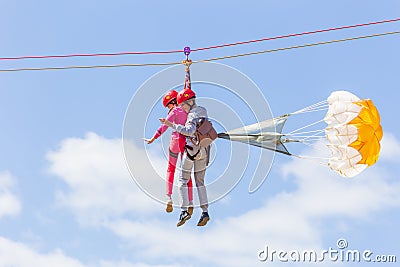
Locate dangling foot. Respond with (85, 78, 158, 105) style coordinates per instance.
(166, 199, 173, 213)
(197, 212, 210, 226)
(177, 210, 191, 227)
(187, 202, 194, 216)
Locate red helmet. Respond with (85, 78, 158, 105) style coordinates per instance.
(177, 89, 196, 105)
(162, 90, 178, 107)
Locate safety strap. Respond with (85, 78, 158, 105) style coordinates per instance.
(184, 144, 212, 164)
(184, 144, 200, 161)
(205, 145, 211, 166)
(182, 47, 192, 90)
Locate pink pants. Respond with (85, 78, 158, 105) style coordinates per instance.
(167, 136, 193, 202)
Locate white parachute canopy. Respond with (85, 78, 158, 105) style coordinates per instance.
(324, 91, 373, 177)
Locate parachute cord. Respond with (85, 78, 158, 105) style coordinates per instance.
(290, 100, 328, 115)
(301, 140, 328, 146)
(297, 140, 332, 154)
(291, 107, 329, 114)
(300, 137, 326, 143)
(299, 131, 326, 142)
(287, 119, 325, 135)
(287, 135, 325, 139)
(285, 129, 325, 136)
(297, 100, 327, 112)
(284, 134, 325, 138)
(291, 105, 328, 115)
(291, 154, 329, 166)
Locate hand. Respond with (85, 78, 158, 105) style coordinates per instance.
(159, 118, 173, 128)
(143, 137, 155, 144)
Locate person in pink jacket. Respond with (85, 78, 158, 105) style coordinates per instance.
(144, 90, 194, 214)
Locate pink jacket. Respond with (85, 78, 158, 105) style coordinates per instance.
(153, 106, 188, 139)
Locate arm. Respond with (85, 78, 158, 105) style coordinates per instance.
(152, 124, 168, 140)
(161, 107, 207, 137)
(172, 113, 197, 137)
(156, 109, 177, 137)
(145, 109, 176, 144)
(160, 113, 196, 136)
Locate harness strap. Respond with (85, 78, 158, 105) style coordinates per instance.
(184, 144, 200, 161)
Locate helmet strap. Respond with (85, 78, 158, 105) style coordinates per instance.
(185, 99, 195, 110)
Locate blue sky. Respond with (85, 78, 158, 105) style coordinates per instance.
(1, 1, 399, 266)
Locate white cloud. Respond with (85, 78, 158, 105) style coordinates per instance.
(0, 171, 21, 219)
(99, 261, 189, 267)
(46, 132, 400, 267)
(0, 236, 185, 267)
(280, 156, 400, 220)
(46, 132, 161, 225)
(380, 132, 400, 163)
(0, 237, 85, 267)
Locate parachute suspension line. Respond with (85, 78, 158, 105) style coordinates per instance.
(290, 100, 328, 115)
(299, 133, 326, 142)
(291, 154, 329, 166)
(301, 139, 327, 145)
(285, 129, 325, 136)
(288, 135, 323, 139)
(286, 119, 325, 135)
(291, 107, 328, 114)
(295, 100, 327, 112)
(287, 130, 326, 142)
(297, 140, 330, 154)
(299, 137, 325, 141)
(288, 135, 325, 140)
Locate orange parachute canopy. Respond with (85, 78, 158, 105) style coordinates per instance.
(349, 99, 383, 166)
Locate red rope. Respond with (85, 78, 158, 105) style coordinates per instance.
(192, 18, 400, 52)
(1, 18, 399, 61)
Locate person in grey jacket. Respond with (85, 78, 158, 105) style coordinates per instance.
(160, 88, 210, 227)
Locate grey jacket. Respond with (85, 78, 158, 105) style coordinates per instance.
(173, 105, 208, 139)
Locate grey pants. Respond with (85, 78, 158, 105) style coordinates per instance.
(179, 146, 209, 212)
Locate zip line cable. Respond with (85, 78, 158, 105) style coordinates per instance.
(0, 30, 398, 72)
(1, 18, 399, 61)
(192, 18, 400, 52)
(194, 31, 400, 63)
(0, 61, 182, 72)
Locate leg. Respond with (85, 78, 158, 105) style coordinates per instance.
(193, 148, 209, 212)
(194, 147, 210, 226)
(178, 137, 194, 203)
(176, 151, 194, 227)
(165, 138, 180, 213)
(179, 151, 194, 211)
(166, 138, 180, 198)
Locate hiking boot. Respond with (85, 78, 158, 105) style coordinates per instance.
(177, 211, 191, 227)
(197, 212, 210, 226)
(166, 200, 173, 213)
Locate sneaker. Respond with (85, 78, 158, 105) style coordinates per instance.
(166, 200, 173, 213)
(187, 204, 194, 216)
(197, 212, 210, 226)
(177, 211, 191, 227)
